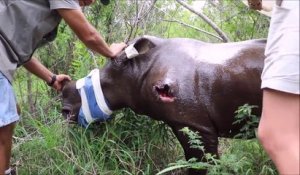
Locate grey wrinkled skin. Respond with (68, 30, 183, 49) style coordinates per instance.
(61, 36, 265, 175)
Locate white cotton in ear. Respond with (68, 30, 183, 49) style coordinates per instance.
(125, 44, 139, 59)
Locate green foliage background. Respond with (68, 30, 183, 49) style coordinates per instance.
(12, 0, 275, 174)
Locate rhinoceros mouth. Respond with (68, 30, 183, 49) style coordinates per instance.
(61, 107, 78, 124)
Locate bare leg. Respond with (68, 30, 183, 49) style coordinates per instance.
(258, 89, 300, 174)
(0, 122, 15, 175)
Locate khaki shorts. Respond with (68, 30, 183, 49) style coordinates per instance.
(0, 72, 19, 127)
(261, 1, 299, 94)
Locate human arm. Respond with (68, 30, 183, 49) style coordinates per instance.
(23, 57, 71, 91)
(56, 8, 126, 58)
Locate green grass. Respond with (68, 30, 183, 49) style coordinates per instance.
(12, 104, 183, 175)
(156, 130, 277, 175)
(11, 76, 276, 175)
(12, 104, 277, 175)
(210, 138, 277, 175)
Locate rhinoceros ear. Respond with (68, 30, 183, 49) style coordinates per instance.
(125, 38, 155, 59)
(134, 38, 155, 54)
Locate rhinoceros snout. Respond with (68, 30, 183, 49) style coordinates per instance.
(61, 107, 78, 124)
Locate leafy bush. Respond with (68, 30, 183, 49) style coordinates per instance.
(157, 106, 277, 175)
(233, 104, 259, 139)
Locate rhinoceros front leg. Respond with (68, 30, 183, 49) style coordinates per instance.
(169, 125, 219, 175)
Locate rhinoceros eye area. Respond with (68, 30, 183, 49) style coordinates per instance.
(154, 84, 175, 103)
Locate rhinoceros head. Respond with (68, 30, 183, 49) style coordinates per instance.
(61, 36, 169, 124)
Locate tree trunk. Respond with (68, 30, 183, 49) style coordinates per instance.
(175, 0, 230, 42)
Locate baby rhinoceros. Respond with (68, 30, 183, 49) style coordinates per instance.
(61, 36, 265, 175)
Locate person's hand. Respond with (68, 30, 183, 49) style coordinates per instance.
(110, 42, 127, 58)
(52, 74, 71, 91)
